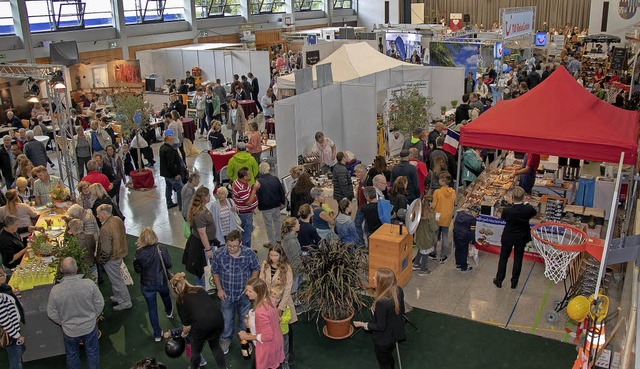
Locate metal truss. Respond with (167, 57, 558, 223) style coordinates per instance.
(0, 63, 76, 193)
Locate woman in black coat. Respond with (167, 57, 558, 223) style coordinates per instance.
(170, 272, 226, 369)
(354, 268, 406, 369)
(289, 172, 313, 218)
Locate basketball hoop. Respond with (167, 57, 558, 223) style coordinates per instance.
(531, 223, 588, 283)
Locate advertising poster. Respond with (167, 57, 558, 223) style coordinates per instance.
(108, 60, 142, 86)
(429, 42, 479, 76)
(501, 8, 534, 40)
(449, 13, 463, 32)
(386, 32, 421, 62)
(475, 215, 542, 262)
(238, 23, 256, 49)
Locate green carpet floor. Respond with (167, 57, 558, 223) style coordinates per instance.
(1, 235, 577, 369)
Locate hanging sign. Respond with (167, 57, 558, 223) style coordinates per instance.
(501, 8, 534, 40)
(449, 13, 463, 32)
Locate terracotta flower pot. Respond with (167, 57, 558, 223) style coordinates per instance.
(322, 310, 354, 339)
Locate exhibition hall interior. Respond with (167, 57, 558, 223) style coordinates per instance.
(0, 0, 639, 368)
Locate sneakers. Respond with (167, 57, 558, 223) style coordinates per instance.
(427, 251, 437, 260)
(439, 256, 448, 264)
(220, 339, 231, 355)
(418, 269, 431, 276)
(154, 336, 162, 343)
(109, 296, 121, 303)
(199, 358, 207, 367)
(166, 307, 174, 319)
(459, 266, 473, 273)
(113, 302, 132, 311)
(412, 264, 421, 271)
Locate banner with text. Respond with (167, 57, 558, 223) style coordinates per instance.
(501, 7, 534, 40)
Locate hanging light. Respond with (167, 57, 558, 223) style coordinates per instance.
(27, 96, 40, 103)
(53, 82, 66, 90)
(51, 70, 66, 90)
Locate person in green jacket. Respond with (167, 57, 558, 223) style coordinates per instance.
(461, 147, 484, 187)
(226, 141, 259, 185)
(412, 196, 439, 276)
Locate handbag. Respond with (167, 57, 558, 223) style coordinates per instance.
(203, 258, 215, 293)
(233, 211, 244, 232)
(182, 221, 191, 239)
(0, 327, 9, 348)
(120, 260, 134, 286)
(157, 245, 176, 298)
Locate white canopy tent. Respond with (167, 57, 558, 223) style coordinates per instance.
(277, 42, 420, 90)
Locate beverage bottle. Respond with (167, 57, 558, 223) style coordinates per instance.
(240, 315, 252, 360)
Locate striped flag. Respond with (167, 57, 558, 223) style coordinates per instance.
(443, 129, 460, 155)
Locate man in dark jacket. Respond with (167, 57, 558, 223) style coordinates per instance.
(92, 152, 120, 202)
(4, 111, 21, 129)
(464, 72, 475, 94)
(526, 69, 541, 89)
(248, 72, 262, 112)
(0, 135, 14, 187)
(390, 150, 420, 203)
(159, 135, 184, 210)
(168, 93, 184, 117)
(332, 151, 354, 202)
(256, 162, 285, 245)
(427, 122, 444, 150)
(493, 186, 537, 289)
(241, 75, 252, 98)
(428, 137, 457, 178)
(455, 94, 471, 124)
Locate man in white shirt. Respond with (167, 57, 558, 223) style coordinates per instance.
(310, 131, 336, 174)
(260, 88, 276, 119)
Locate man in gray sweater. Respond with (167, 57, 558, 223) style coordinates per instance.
(47, 257, 104, 369)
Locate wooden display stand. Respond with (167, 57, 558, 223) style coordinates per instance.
(368, 223, 413, 287)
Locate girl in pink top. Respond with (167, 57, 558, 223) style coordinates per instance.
(239, 277, 285, 369)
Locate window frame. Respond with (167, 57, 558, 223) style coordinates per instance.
(123, 0, 185, 25)
(195, 0, 242, 18)
(25, 0, 113, 33)
(294, 0, 323, 12)
(333, 0, 352, 10)
(250, 0, 287, 15)
(0, 0, 15, 35)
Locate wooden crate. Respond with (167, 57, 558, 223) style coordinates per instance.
(368, 223, 413, 288)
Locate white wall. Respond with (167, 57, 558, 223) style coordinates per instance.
(358, 0, 385, 31)
(589, 0, 638, 43)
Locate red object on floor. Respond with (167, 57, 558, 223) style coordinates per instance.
(182, 118, 196, 142)
(130, 169, 154, 190)
(208, 148, 237, 172)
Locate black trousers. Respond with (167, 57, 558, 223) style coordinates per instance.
(190, 333, 226, 369)
(130, 147, 154, 170)
(495, 236, 527, 284)
(252, 93, 262, 112)
(374, 343, 395, 369)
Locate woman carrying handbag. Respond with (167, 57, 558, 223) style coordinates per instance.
(133, 227, 174, 342)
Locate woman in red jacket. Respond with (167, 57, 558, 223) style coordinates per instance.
(238, 277, 285, 369)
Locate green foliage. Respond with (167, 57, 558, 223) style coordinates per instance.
(30, 234, 55, 256)
(298, 239, 368, 326)
(55, 234, 90, 280)
(440, 105, 447, 112)
(389, 86, 434, 135)
(112, 92, 153, 139)
(428, 42, 455, 67)
(451, 100, 458, 108)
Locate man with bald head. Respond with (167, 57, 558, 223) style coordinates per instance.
(372, 174, 388, 199)
(0, 135, 14, 186)
(47, 257, 104, 369)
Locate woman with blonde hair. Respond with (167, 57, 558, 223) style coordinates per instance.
(170, 272, 226, 369)
(184, 186, 216, 286)
(238, 277, 285, 369)
(207, 120, 226, 150)
(88, 183, 123, 221)
(0, 189, 38, 229)
(133, 227, 173, 342)
(354, 268, 406, 369)
(14, 177, 32, 203)
(226, 99, 247, 147)
(412, 197, 438, 276)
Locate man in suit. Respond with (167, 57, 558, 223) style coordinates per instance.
(493, 186, 537, 289)
(248, 72, 262, 112)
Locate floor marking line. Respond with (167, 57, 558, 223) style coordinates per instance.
(505, 262, 535, 328)
(531, 279, 553, 334)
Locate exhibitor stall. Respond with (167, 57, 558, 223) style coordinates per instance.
(459, 66, 640, 259)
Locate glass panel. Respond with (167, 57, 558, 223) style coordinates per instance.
(333, 0, 351, 9)
(85, 1, 113, 28)
(0, 1, 14, 35)
(123, 0, 142, 24)
(161, 0, 184, 21)
(26, 0, 54, 32)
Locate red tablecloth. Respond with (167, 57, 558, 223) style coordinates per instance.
(131, 169, 155, 190)
(182, 118, 196, 142)
(265, 118, 275, 135)
(238, 100, 258, 118)
(208, 148, 237, 172)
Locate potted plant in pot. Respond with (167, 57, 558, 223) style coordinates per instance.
(50, 184, 72, 208)
(298, 239, 368, 339)
(440, 105, 447, 116)
(451, 100, 458, 109)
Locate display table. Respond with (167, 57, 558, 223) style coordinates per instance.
(35, 135, 50, 147)
(368, 223, 412, 288)
(0, 126, 16, 135)
(238, 100, 258, 118)
(182, 118, 196, 142)
(131, 169, 155, 190)
(208, 148, 237, 172)
(20, 284, 65, 361)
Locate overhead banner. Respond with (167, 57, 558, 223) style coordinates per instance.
(449, 13, 463, 32)
(501, 7, 535, 40)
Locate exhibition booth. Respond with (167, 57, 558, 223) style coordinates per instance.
(459, 66, 640, 259)
(137, 43, 270, 110)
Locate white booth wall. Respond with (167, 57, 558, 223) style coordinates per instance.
(274, 65, 464, 178)
(137, 48, 270, 96)
(301, 40, 378, 68)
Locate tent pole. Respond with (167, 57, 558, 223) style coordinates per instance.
(622, 165, 637, 237)
(594, 152, 625, 299)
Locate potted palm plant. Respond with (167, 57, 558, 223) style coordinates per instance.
(298, 239, 368, 339)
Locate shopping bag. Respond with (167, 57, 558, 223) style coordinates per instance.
(203, 259, 215, 293)
(182, 221, 191, 239)
(233, 212, 244, 232)
(120, 260, 134, 286)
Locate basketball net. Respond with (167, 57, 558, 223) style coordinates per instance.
(531, 223, 588, 283)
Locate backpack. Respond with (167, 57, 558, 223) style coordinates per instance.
(377, 198, 392, 224)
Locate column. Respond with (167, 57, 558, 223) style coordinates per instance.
(183, 0, 199, 42)
(10, 0, 34, 63)
(111, 0, 130, 59)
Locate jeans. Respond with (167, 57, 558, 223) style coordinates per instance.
(435, 226, 450, 259)
(141, 284, 173, 338)
(76, 156, 90, 177)
(290, 273, 303, 295)
(231, 129, 241, 147)
(238, 211, 254, 248)
(199, 115, 209, 135)
(317, 228, 333, 241)
(261, 207, 282, 244)
(63, 326, 100, 369)
(103, 258, 131, 305)
(220, 295, 251, 341)
(6, 341, 25, 369)
(164, 177, 184, 207)
(354, 210, 365, 245)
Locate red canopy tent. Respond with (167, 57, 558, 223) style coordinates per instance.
(460, 66, 640, 165)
